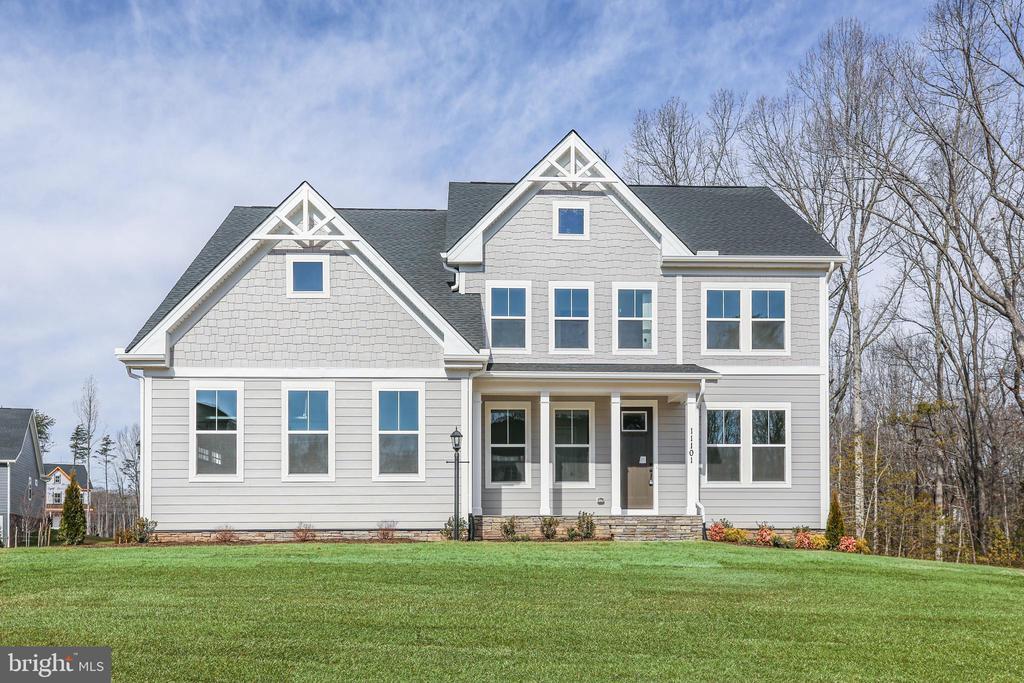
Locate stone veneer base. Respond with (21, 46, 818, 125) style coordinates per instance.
(152, 528, 443, 544)
(472, 515, 704, 541)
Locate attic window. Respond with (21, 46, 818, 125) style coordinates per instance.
(286, 254, 330, 298)
(552, 201, 589, 239)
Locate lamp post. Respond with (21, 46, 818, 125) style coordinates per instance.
(447, 428, 467, 540)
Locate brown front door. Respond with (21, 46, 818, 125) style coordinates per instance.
(621, 407, 654, 510)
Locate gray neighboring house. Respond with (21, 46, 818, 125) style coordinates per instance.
(115, 131, 844, 541)
(0, 408, 46, 546)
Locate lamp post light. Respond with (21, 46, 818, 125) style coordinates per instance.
(447, 428, 467, 540)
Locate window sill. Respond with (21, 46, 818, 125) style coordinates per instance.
(285, 291, 331, 299)
(548, 347, 595, 355)
(372, 473, 426, 483)
(188, 473, 244, 483)
(485, 481, 532, 489)
(700, 482, 792, 489)
(491, 347, 532, 354)
(282, 473, 336, 483)
(612, 348, 658, 356)
(553, 481, 595, 489)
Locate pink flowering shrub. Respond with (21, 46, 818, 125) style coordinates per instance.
(755, 524, 775, 547)
(838, 535, 858, 553)
(708, 521, 727, 542)
(794, 531, 814, 549)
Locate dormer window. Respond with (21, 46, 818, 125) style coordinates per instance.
(552, 201, 589, 239)
(286, 254, 330, 298)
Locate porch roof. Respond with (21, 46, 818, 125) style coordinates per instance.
(483, 363, 717, 378)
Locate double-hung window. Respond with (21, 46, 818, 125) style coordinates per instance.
(704, 403, 790, 486)
(286, 254, 330, 298)
(190, 383, 243, 482)
(703, 284, 790, 354)
(53, 491, 62, 504)
(487, 402, 530, 487)
(614, 283, 656, 352)
(282, 383, 334, 481)
(552, 200, 589, 239)
(554, 403, 594, 486)
(705, 289, 741, 350)
(550, 282, 593, 352)
(488, 282, 530, 351)
(373, 383, 425, 481)
(751, 290, 786, 350)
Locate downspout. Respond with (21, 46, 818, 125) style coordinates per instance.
(695, 378, 707, 532)
(441, 257, 462, 292)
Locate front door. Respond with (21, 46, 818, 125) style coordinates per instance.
(621, 407, 654, 510)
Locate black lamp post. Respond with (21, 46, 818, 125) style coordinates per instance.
(447, 428, 467, 540)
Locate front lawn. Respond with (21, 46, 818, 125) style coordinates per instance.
(0, 541, 1020, 681)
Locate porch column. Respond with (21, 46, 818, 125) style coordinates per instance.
(610, 392, 622, 515)
(539, 391, 551, 515)
(471, 391, 482, 516)
(686, 393, 699, 515)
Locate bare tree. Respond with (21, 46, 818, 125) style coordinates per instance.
(74, 376, 100, 535)
(116, 423, 141, 521)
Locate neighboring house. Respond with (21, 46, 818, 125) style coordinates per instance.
(115, 131, 843, 541)
(43, 463, 92, 530)
(0, 408, 46, 546)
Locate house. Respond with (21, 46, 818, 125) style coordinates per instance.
(43, 463, 92, 530)
(0, 408, 46, 546)
(115, 131, 842, 542)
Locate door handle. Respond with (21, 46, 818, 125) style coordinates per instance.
(649, 475, 653, 486)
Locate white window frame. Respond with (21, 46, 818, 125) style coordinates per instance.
(485, 401, 531, 489)
(621, 410, 648, 432)
(280, 381, 335, 482)
(612, 282, 658, 355)
(286, 253, 330, 299)
(700, 402, 791, 488)
(486, 281, 532, 353)
(371, 381, 426, 482)
(188, 380, 245, 483)
(700, 283, 791, 356)
(551, 200, 590, 240)
(551, 401, 596, 489)
(549, 281, 594, 354)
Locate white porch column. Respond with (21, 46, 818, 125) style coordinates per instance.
(610, 392, 622, 515)
(460, 378, 473, 518)
(472, 392, 483, 515)
(539, 391, 551, 515)
(686, 393, 699, 515)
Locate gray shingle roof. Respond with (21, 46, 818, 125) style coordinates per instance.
(486, 363, 716, 374)
(43, 463, 91, 488)
(0, 408, 32, 461)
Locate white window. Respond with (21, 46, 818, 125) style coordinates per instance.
(54, 473, 61, 484)
(372, 382, 425, 482)
(621, 410, 648, 432)
(553, 402, 595, 487)
(703, 403, 791, 487)
(486, 402, 530, 488)
(549, 282, 593, 353)
(701, 283, 790, 354)
(286, 254, 330, 298)
(281, 382, 334, 481)
(613, 283, 657, 353)
(487, 281, 530, 352)
(552, 200, 589, 239)
(189, 382, 244, 482)
(53, 491, 62, 504)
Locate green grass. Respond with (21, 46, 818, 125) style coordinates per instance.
(0, 542, 1021, 681)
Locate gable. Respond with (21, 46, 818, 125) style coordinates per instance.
(0, 408, 32, 462)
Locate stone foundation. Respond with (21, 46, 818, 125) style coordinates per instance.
(472, 515, 703, 541)
(152, 528, 443, 544)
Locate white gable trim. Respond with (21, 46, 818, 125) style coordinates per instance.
(444, 131, 692, 265)
(119, 182, 482, 367)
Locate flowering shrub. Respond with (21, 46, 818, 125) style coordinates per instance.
(755, 524, 775, 546)
(708, 522, 727, 542)
(722, 527, 749, 544)
(854, 538, 871, 554)
(838, 535, 858, 552)
(795, 531, 814, 549)
(811, 534, 829, 550)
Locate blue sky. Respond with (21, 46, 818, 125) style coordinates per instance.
(0, 0, 928, 462)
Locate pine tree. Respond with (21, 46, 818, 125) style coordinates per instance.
(69, 424, 89, 466)
(59, 472, 86, 545)
(826, 490, 846, 549)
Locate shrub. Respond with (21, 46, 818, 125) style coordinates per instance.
(722, 527, 749, 544)
(58, 473, 86, 546)
(541, 516, 559, 540)
(755, 523, 775, 547)
(566, 528, 581, 541)
(293, 523, 316, 542)
(810, 534, 829, 550)
(213, 526, 238, 543)
(115, 527, 136, 544)
(134, 518, 157, 544)
(377, 520, 397, 542)
(442, 516, 469, 541)
(500, 516, 519, 541)
(707, 521, 727, 542)
(771, 533, 792, 549)
(794, 531, 814, 550)
(793, 525, 811, 535)
(575, 512, 596, 540)
(826, 490, 846, 549)
(854, 538, 871, 555)
(837, 535, 858, 553)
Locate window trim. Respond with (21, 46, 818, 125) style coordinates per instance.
(548, 281, 594, 354)
(485, 401, 532, 489)
(612, 282, 658, 355)
(700, 401, 791, 488)
(286, 253, 331, 299)
(700, 283, 791, 356)
(621, 410, 648, 432)
(371, 381, 426, 482)
(551, 401, 596, 489)
(486, 281, 532, 354)
(551, 200, 590, 240)
(188, 380, 245, 483)
(280, 381, 335, 482)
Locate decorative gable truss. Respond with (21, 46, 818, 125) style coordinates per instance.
(116, 183, 486, 370)
(443, 131, 693, 265)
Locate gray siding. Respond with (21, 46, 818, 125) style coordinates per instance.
(150, 377, 461, 530)
(464, 190, 677, 363)
(173, 247, 443, 368)
(8, 428, 44, 519)
(698, 374, 822, 527)
(0, 465, 7, 544)
(479, 395, 687, 517)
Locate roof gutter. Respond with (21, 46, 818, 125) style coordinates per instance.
(481, 370, 720, 381)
